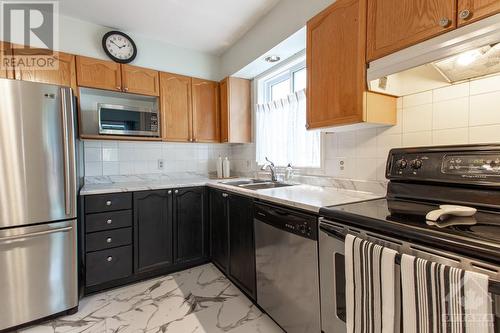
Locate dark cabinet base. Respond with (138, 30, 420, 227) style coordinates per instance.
(82, 187, 209, 296)
(84, 257, 210, 295)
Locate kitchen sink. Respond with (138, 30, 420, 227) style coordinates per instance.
(221, 179, 295, 190)
(222, 179, 268, 186)
(238, 182, 294, 190)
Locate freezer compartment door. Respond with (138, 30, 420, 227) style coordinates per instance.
(0, 79, 77, 228)
(0, 220, 78, 331)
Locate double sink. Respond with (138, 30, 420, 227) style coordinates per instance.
(222, 179, 294, 191)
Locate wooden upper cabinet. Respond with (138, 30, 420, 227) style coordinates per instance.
(0, 42, 14, 79)
(457, 0, 500, 26)
(14, 51, 76, 88)
(121, 64, 159, 96)
(366, 0, 456, 61)
(307, 0, 367, 128)
(307, 0, 396, 130)
(220, 77, 251, 143)
(160, 72, 192, 142)
(192, 78, 220, 143)
(76, 56, 121, 91)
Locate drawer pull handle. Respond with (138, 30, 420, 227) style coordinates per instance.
(222, 193, 228, 198)
(106, 201, 112, 206)
(106, 219, 112, 225)
(174, 190, 179, 194)
(168, 190, 172, 194)
(107, 256, 113, 262)
(106, 237, 112, 243)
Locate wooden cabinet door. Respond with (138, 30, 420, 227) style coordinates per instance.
(367, 0, 456, 61)
(192, 78, 220, 143)
(210, 189, 229, 273)
(14, 51, 76, 88)
(0, 42, 14, 79)
(220, 77, 251, 143)
(160, 72, 192, 142)
(228, 194, 256, 299)
(306, 0, 366, 129)
(457, 0, 500, 26)
(121, 64, 159, 96)
(133, 190, 173, 273)
(76, 56, 122, 91)
(173, 187, 208, 264)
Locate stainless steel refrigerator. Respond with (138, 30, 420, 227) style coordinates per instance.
(0, 78, 78, 330)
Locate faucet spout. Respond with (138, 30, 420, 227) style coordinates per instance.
(261, 157, 277, 181)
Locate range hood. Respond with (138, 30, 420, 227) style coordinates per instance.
(368, 14, 500, 97)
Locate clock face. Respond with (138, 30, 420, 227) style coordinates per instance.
(102, 31, 137, 63)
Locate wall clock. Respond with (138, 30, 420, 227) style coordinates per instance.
(102, 31, 137, 64)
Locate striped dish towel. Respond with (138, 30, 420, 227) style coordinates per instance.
(345, 234, 400, 333)
(401, 254, 494, 333)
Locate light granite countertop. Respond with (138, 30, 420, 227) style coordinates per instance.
(80, 174, 382, 213)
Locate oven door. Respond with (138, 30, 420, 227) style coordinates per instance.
(98, 104, 159, 137)
(319, 221, 347, 333)
(319, 218, 500, 333)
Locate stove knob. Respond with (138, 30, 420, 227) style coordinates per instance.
(397, 159, 408, 169)
(411, 159, 423, 169)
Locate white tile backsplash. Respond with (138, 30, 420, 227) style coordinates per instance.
(402, 91, 433, 108)
(432, 97, 469, 130)
(321, 73, 500, 182)
(470, 75, 500, 95)
(402, 104, 433, 133)
(469, 91, 500, 126)
(83, 141, 231, 177)
(432, 82, 469, 102)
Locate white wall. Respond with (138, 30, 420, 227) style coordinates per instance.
(83, 141, 232, 177)
(57, 15, 221, 80)
(219, 0, 334, 78)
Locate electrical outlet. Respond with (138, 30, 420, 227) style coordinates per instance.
(158, 159, 164, 170)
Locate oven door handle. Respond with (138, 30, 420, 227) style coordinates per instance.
(320, 224, 345, 242)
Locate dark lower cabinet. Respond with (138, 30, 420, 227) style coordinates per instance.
(173, 187, 208, 264)
(209, 189, 256, 300)
(228, 194, 256, 299)
(133, 190, 173, 273)
(210, 190, 229, 272)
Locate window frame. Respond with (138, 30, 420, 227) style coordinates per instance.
(263, 61, 307, 103)
(254, 51, 325, 173)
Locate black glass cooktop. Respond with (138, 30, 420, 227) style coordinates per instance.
(319, 198, 500, 264)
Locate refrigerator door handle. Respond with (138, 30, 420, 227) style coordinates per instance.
(60, 87, 76, 217)
(0, 226, 73, 243)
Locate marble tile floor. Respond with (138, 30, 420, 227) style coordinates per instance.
(17, 264, 284, 333)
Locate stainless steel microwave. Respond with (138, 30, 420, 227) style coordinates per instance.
(98, 103, 159, 137)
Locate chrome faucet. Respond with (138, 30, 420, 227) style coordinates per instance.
(262, 157, 277, 182)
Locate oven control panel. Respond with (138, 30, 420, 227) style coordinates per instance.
(386, 145, 500, 185)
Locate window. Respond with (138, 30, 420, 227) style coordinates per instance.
(256, 58, 321, 168)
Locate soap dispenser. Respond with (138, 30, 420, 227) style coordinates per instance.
(216, 156, 223, 179)
(223, 156, 231, 178)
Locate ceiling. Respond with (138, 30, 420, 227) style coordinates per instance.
(59, 0, 281, 55)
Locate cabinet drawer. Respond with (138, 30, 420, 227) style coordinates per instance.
(86, 210, 132, 233)
(85, 193, 132, 213)
(86, 228, 132, 252)
(86, 246, 132, 286)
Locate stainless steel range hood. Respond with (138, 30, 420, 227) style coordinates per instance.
(367, 14, 500, 97)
